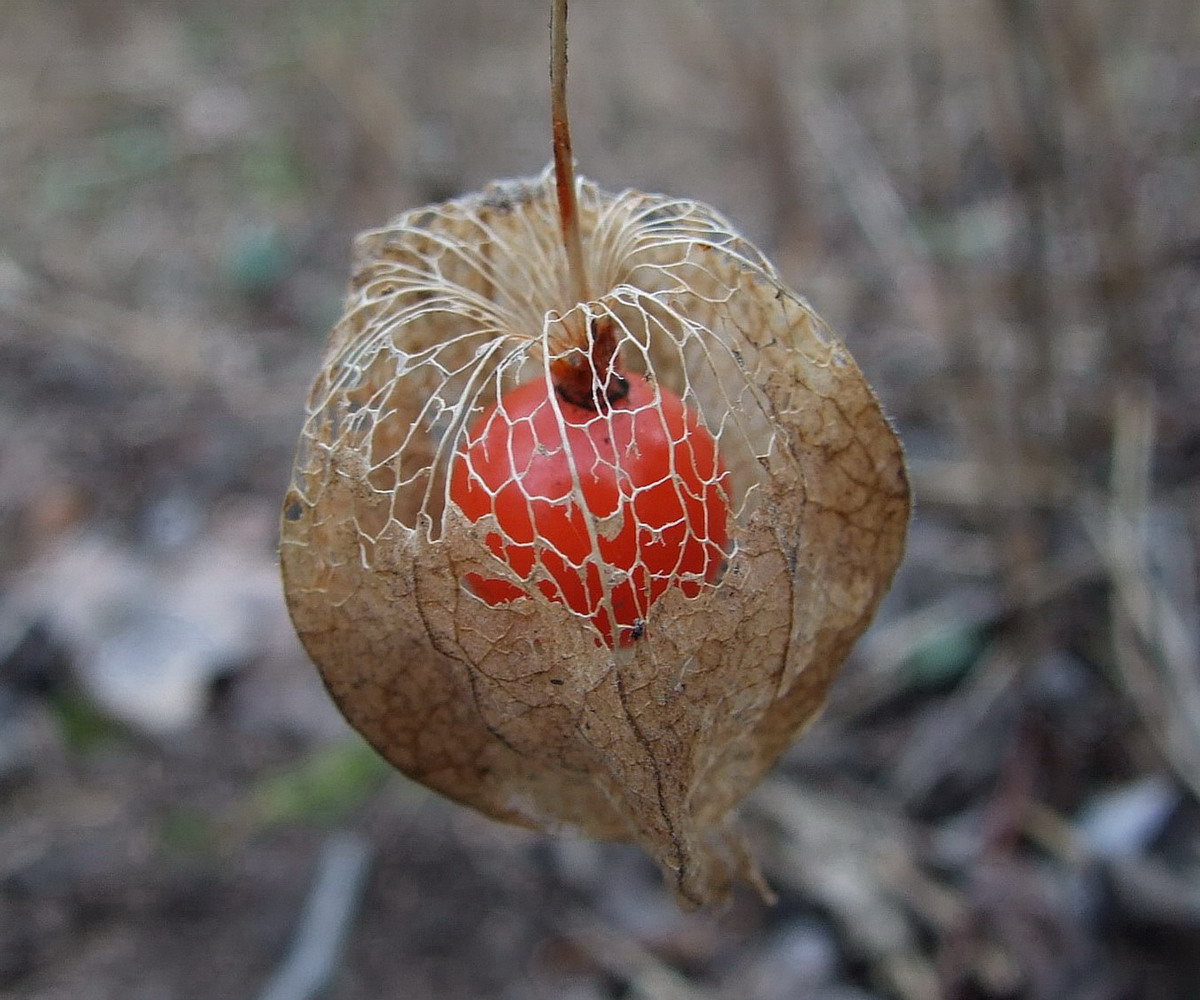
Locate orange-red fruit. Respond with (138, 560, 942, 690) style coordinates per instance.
(450, 373, 729, 647)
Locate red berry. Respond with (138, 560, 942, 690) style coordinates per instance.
(450, 373, 729, 646)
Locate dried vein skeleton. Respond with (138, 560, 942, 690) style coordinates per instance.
(281, 166, 910, 906)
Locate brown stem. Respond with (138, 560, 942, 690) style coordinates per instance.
(552, 315, 629, 411)
(548, 0, 625, 411)
(550, 0, 589, 307)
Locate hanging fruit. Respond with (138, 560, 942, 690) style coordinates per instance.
(448, 314, 731, 648)
(281, 0, 909, 907)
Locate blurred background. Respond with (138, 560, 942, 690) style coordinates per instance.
(2, 0, 1198, 997)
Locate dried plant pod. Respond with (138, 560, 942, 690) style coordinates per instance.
(281, 166, 909, 906)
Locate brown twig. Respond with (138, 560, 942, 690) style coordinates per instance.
(547, 1, 626, 409)
(550, 0, 590, 308)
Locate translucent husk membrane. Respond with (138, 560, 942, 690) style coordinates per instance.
(281, 166, 909, 907)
